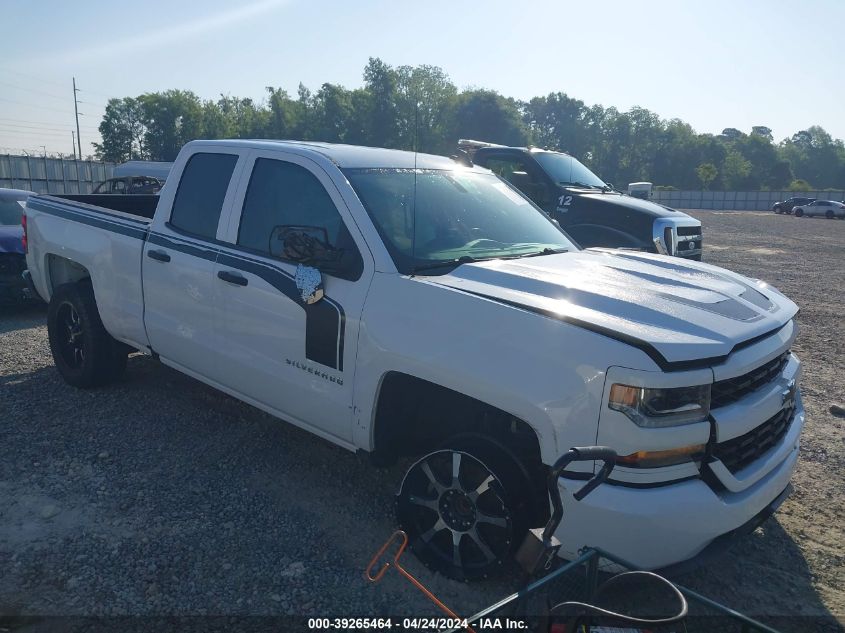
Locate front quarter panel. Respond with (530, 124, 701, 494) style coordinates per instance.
(353, 271, 658, 468)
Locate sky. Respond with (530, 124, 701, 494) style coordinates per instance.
(1, 0, 843, 158)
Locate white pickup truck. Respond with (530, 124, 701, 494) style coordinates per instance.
(24, 140, 804, 579)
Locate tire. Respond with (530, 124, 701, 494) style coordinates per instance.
(826, 210, 834, 219)
(396, 436, 538, 580)
(47, 280, 128, 388)
(794, 208, 804, 217)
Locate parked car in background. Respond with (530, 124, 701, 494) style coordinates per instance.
(0, 188, 34, 304)
(93, 176, 163, 195)
(792, 200, 845, 219)
(458, 140, 703, 259)
(112, 160, 173, 183)
(772, 197, 815, 214)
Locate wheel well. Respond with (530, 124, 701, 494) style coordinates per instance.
(47, 255, 90, 295)
(374, 371, 544, 466)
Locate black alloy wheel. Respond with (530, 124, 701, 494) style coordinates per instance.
(56, 301, 85, 368)
(397, 446, 530, 580)
(47, 281, 128, 388)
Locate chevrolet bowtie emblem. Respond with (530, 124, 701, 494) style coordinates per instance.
(782, 379, 797, 406)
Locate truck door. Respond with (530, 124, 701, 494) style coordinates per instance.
(211, 150, 371, 445)
(142, 150, 244, 380)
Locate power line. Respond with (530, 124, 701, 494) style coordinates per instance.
(0, 96, 78, 115)
(0, 67, 116, 102)
(0, 120, 100, 133)
(0, 79, 75, 104)
(0, 124, 97, 137)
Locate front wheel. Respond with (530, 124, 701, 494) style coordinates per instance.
(826, 210, 834, 219)
(47, 281, 128, 388)
(794, 208, 804, 217)
(396, 440, 536, 580)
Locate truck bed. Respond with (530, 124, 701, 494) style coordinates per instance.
(55, 194, 158, 221)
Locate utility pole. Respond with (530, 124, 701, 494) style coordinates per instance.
(41, 145, 47, 158)
(71, 131, 77, 158)
(73, 77, 82, 160)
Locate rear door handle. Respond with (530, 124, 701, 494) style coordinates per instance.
(147, 249, 170, 262)
(217, 270, 248, 286)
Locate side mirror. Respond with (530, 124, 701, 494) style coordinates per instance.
(270, 225, 338, 263)
(269, 225, 342, 305)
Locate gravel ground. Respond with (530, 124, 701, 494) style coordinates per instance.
(1, 210, 843, 632)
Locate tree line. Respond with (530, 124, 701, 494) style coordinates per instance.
(95, 57, 845, 191)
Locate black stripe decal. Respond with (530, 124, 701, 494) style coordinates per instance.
(148, 233, 217, 263)
(40, 196, 151, 226)
(450, 287, 785, 372)
(215, 250, 345, 371)
(27, 195, 346, 372)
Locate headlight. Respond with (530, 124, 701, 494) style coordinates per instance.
(608, 384, 711, 428)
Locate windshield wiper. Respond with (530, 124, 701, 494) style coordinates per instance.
(516, 247, 569, 259)
(560, 181, 605, 190)
(410, 255, 486, 275)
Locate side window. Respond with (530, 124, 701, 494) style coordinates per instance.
(485, 156, 549, 207)
(237, 158, 362, 279)
(170, 152, 238, 239)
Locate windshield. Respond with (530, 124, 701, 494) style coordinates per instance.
(533, 152, 607, 189)
(344, 169, 576, 274)
(0, 200, 25, 225)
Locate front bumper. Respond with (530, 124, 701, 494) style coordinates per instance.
(553, 392, 804, 570)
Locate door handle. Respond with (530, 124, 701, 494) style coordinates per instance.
(147, 249, 171, 262)
(217, 270, 248, 286)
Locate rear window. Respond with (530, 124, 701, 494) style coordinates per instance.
(169, 153, 238, 239)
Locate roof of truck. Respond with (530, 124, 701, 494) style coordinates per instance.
(188, 139, 487, 171)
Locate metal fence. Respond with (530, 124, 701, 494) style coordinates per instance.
(652, 189, 845, 211)
(0, 154, 115, 194)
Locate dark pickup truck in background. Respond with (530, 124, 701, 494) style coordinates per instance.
(772, 197, 815, 214)
(459, 140, 703, 260)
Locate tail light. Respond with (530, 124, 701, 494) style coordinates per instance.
(21, 213, 28, 254)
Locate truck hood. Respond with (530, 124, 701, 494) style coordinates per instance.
(564, 188, 694, 222)
(0, 225, 24, 254)
(424, 249, 797, 369)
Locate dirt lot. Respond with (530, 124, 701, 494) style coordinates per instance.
(1, 210, 843, 632)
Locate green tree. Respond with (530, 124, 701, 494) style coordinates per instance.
(786, 178, 812, 191)
(394, 64, 457, 154)
(363, 57, 399, 147)
(524, 92, 588, 156)
(94, 97, 147, 162)
(449, 90, 529, 147)
(696, 163, 718, 190)
(721, 150, 752, 189)
(139, 90, 204, 161)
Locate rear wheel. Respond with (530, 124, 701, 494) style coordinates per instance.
(396, 437, 537, 580)
(826, 210, 834, 219)
(47, 281, 128, 388)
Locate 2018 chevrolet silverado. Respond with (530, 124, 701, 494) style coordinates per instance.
(458, 140, 703, 259)
(24, 140, 803, 580)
